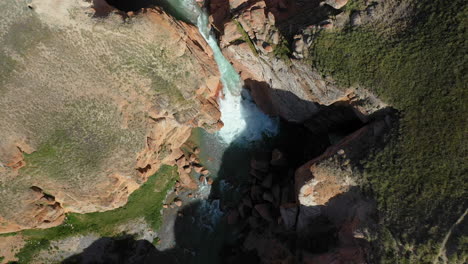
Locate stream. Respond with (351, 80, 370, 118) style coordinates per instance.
(153, 1, 279, 263)
(162, 0, 278, 144)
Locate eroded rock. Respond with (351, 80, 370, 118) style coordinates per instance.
(0, 1, 221, 232)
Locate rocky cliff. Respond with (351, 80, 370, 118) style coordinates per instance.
(210, 0, 467, 263)
(0, 0, 222, 233)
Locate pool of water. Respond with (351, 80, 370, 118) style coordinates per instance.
(152, 2, 281, 262)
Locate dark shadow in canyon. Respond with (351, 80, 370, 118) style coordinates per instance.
(63, 85, 396, 263)
(103, 0, 156, 12)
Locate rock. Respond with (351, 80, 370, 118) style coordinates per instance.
(238, 204, 250, 219)
(248, 216, 261, 228)
(207, 177, 214, 185)
(252, 207, 261, 218)
(325, 0, 349, 9)
(229, 0, 247, 10)
(254, 203, 274, 222)
(242, 197, 253, 208)
(193, 147, 200, 154)
(220, 21, 243, 48)
(199, 175, 206, 183)
(280, 203, 298, 230)
(262, 192, 274, 203)
(183, 165, 192, 174)
(189, 154, 197, 162)
(201, 169, 210, 175)
(281, 185, 293, 205)
(295, 121, 391, 208)
(270, 149, 287, 166)
(296, 205, 321, 232)
(251, 158, 269, 172)
(250, 185, 263, 202)
(227, 209, 240, 225)
(193, 164, 204, 173)
(179, 173, 198, 190)
(250, 168, 266, 180)
(174, 199, 183, 207)
(261, 173, 273, 189)
(272, 184, 281, 205)
(176, 157, 188, 168)
(162, 204, 169, 209)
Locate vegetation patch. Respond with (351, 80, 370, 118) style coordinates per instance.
(21, 99, 133, 185)
(310, 0, 467, 262)
(233, 19, 258, 56)
(13, 165, 177, 263)
(273, 38, 291, 63)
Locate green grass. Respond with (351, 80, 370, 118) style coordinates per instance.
(310, 0, 467, 262)
(13, 165, 177, 263)
(233, 19, 258, 56)
(342, 0, 367, 12)
(273, 38, 291, 63)
(21, 99, 129, 184)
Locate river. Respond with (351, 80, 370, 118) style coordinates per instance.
(153, 1, 279, 262)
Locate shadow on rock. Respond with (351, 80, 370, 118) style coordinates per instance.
(63, 84, 396, 263)
(62, 235, 178, 264)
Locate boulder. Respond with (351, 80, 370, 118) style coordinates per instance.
(251, 185, 264, 202)
(250, 168, 266, 180)
(254, 203, 274, 222)
(280, 203, 298, 230)
(261, 173, 273, 188)
(262, 192, 274, 203)
(174, 199, 183, 207)
(227, 209, 240, 225)
(270, 149, 287, 166)
(179, 173, 198, 190)
(250, 158, 270, 172)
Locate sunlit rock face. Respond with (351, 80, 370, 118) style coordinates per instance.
(0, 0, 221, 233)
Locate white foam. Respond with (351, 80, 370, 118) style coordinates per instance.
(191, 2, 278, 144)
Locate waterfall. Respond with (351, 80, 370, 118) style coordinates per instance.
(166, 0, 278, 144)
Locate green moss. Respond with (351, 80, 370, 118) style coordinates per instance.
(0, 232, 18, 237)
(273, 38, 291, 63)
(310, 0, 467, 262)
(342, 0, 368, 12)
(151, 237, 161, 247)
(233, 19, 258, 56)
(13, 165, 177, 263)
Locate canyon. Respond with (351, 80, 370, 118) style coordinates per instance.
(0, 0, 466, 263)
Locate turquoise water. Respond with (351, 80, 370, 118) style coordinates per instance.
(162, 0, 279, 144)
(154, 2, 280, 262)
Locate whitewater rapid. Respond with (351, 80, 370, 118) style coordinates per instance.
(168, 0, 278, 144)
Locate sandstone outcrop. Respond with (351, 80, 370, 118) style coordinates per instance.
(0, 0, 221, 233)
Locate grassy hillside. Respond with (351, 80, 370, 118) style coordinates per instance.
(13, 165, 177, 263)
(310, 0, 467, 262)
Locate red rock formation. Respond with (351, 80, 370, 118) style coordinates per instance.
(0, 2, 222, 233)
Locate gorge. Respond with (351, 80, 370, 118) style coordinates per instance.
(0, 0, 466, 263)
